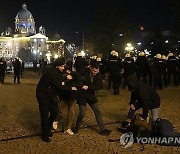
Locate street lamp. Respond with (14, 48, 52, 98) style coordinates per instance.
(125, 43, 134, 53)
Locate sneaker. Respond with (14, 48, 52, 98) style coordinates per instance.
(52, 121, 58, 130)
(42, 137, 51, 143)
(65, 129, 74, 135)
(100, 129, 112, 136)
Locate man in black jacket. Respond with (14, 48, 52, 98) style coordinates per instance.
(73, 62, 111, 135)
(126, 74, 160, 124)
(36, 57, 77, 142)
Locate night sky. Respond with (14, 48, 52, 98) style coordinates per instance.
(0, 0, 177, 42)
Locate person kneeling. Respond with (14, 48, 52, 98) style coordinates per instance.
(126, 75, 160, 128)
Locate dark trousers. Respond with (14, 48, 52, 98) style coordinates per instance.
(111, 74, 121, 94)
(37, 96, 59, 138)
(168, 71, 177, 85)
(14, 73, 20, 83)
(0, 70, 5, 83)
(75, 103, 106, 132)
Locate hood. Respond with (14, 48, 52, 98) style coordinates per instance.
(127, 74, 141, 91)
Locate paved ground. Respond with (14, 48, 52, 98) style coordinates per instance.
(0, 70, 179, 154)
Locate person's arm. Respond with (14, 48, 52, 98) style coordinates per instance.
(129, 91, 136, 105)
(48, 71, 75, 91)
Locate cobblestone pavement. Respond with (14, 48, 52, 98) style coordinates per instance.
(0, 71, 179, 154)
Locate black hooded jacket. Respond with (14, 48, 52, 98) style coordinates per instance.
(127, 75, 160, 119)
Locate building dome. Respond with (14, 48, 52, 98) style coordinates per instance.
(16, 4, 33, 19)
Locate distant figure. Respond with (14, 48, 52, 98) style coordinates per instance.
(39, 58, 47, 75)
(108, 50, 122, 95)
(0, 57, 7, 83)
(13, 58, 21, 84)
(33, 60, 38, 72)
(21, 61, 25, 78)
(136, 51, 149, 83)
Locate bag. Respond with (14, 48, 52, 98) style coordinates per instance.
(154, 118, 180, 146)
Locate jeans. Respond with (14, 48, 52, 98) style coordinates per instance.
(76, 103, 106, 132)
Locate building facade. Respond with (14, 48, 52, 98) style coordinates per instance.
(0, 4, 65, 61)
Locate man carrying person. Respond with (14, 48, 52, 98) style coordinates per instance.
(36, 57, 77, 142)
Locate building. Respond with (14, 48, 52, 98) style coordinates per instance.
(0, 3, 65, 62)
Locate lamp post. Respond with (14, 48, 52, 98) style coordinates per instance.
(125, 43, 134, 53)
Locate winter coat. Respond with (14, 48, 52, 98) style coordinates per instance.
(36, 67, 71, 98)
(77, 69, 102, 105)
(127, 75, 160, 119)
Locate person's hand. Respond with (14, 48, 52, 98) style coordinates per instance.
(139, 116, 145, 121)
(66, 70, 71, 74)
(130, 104, 135, 110)
(82, 85, 88, 90)
(67, 75, 73, 80)
(71, 87, 77, 90)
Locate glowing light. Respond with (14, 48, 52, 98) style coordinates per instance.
(165, 40, 168, 43)
(7, 42, 12, 46)
(46, 52, 52, 61)
(81, 50, 85, 57)
(54, 54, 58, 59)
(125, 43, 134, 52)
(137, 42, 141, 46)
(33, 50, 37, 54)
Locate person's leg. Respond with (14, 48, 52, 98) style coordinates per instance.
(150, 107, 160, 137)
(66, 100, 76, 130)
(14, 74, 16, 83)
(75, 104, 86, 130)
(151, 108, 160, 123)
(58, 99, 68, 131)
(37, 96, 51, 142)
(1, 71, 5, 83)
(89, 102, 105, 132)
(48, 100, 59, 131)
(89, 102, 111, 135)
(17, 73, 21, 83)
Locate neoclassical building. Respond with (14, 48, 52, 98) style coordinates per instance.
(0, 3, 65, 61)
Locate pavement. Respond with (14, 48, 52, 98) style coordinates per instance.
(0, 70, 179, 154)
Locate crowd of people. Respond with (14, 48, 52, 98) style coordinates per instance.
(36, 50, 179, 143)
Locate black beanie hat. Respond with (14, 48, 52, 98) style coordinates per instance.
(53, 57, 65, 66)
